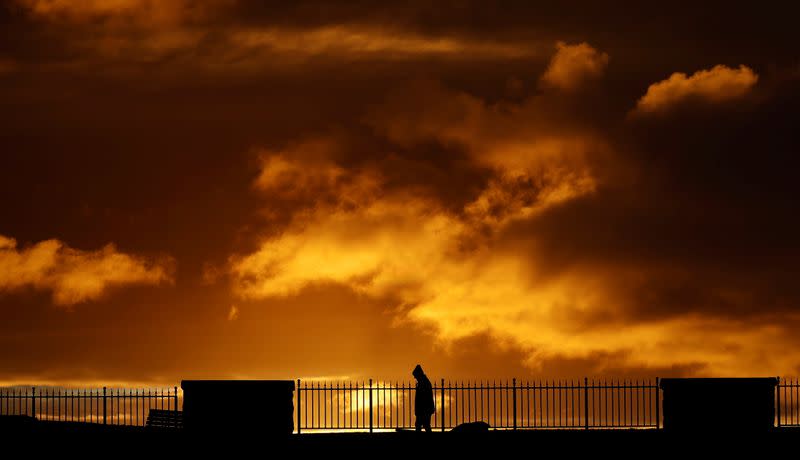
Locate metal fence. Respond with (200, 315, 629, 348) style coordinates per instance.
(0, 386, 179, 426)
(295, 378, 661, 432)
(4, 377, 799, 432)
(777, 378, 800, 427)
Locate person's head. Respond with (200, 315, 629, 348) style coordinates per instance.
(412, 364, 424, 380)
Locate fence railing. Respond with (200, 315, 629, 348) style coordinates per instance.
(3, 377, 798, 432)
(295, 378, 661, 432)
(777, 378, 800, 427)
(0, 387, 179, 427)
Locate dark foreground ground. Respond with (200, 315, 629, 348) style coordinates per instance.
(3, 416, 798, 458)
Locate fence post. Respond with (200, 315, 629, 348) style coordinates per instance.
(103, 386, 107, 425)
(776, 376, 781, 428)
(368, 379, 373, 433)
(297, 379, 302, 434)
(511, 378, 517, 430)
(31, 387, 36, 419)
(655, 378, 660, 430)
(584, 377, 589, 430)
(173, 386, 178, 429)
(440, 378, 445, 432)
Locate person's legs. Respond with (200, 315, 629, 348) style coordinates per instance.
(415, 416, 422, 432)
(423, 414, 432, 432)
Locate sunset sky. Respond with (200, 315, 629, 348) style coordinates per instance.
(2, 1, 799, 386)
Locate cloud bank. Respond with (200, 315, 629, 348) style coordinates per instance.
(0, 235, 174, 306)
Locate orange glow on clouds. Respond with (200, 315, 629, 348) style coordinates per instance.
(0, 235, 173, 307)
(14, 0, 545, 74)
(231, 26, 544, 60)
(224, 49, 798, 377)
(540, 42, 609, 91)
(634, 65, 758, 114)
(3, 1, 798, 384)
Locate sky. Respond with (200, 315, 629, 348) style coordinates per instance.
(1, 0, 800, 386)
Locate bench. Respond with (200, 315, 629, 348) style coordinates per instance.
(146, 409, 183, 429)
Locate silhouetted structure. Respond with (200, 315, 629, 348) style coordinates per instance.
(6, 376, 800, 433)
(451, 421, 490, 433)
(660, 377, 778, 432)
(412, 365, 435, 432)
(181, 380, 294, 435)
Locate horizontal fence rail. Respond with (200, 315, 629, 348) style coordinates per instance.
(0, 387, 180, 427)
(295, 378, 662, 432)
(778, 378, 800, 427)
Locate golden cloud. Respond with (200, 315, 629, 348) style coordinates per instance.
(0, 235, 174, 307)
(224, 74, 800, 376)
(231, 150, 800, 375)
(228, 78, 632, 371)
(539, 41, 609, 91)
(17, 0, 546, 73)
(253, 139, 382, 208)
(229, 26, 544, 61)
(367, 79, 609, 177)
(634, 64, 758, 114)
(231, 104, 604, 365)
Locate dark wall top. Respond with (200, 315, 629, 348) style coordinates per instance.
(660, 378, 779, 389)
(181, 380, 295, 392)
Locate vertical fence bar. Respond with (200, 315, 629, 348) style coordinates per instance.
(440, 378, 445, 432)
(655, 377, 660, 429)
(102, 387, 107, 425)
(584, 377, 589, 429)
(369, 379, 373, 433)
(570, 379, 575, 428)
(556, 380, 561, 428)
(454, 381, 459, 427)
(467, 381, 471, 424)
(356, 382, 360, 429)
(297, 379, 301, 434)
(512, 378, 517, 430)
(31, 387, 36, 419)
(349, 381, 353, 429)
(776, 376, 781, 428)
(636, 380, 641, 427)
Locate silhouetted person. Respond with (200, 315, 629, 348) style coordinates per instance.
(412, 364, 435, 432)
